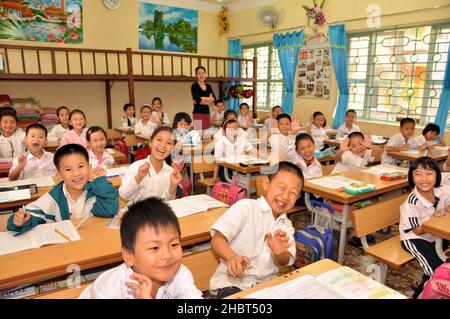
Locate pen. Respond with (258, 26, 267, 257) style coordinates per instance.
(54, 228, 71, 242)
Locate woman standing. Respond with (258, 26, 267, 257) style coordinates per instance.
(191, 66, 216, 131)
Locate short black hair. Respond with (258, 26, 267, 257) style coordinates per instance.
(400, 117, 415, 127)
(53, 143, 89, 170)
(272, 105, 282, 112)
(347, 131, 365, 141)
(276, 113, 291, 122)
(313, 111, 326, 127)
(295, 133, 315, 149)
(0, 109, 17, 122)
(422, 123, 440, 136)
(239, 102, 249, 110)
(123, 103, 134, 112)
(150, 126, 173, 141)
(268, 161, 304, 190)
(345, 109, 357, 116)
(408, 157, 441, 188)
(152, 97, 162, 105)
(195, 66, 206, 74)
(222, 118, 238, 129)
(26, 123, 47, 137)
(172, 112, 192, 129)
(224, 109, 238, 120)
(120, 197, 181, 252)
(140, 104, 152, 112)
(86, 126, 107, 142)
(56, 106, 70, 117)
(69, 109, 86, 121)
(215, 99, 223, 105)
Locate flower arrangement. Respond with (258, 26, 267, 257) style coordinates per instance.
(218, 6, 230, 35)
(302, 0, 326, 26)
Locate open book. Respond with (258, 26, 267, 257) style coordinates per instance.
(245, 266, 406, 299)
(166, 195, 229, 218)
(0, 220, 81, 256)
(0, 176, 55, 188)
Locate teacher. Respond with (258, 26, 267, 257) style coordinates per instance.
(191, 66, 216, 131)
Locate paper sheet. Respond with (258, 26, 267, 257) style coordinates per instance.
(433, 146, 450, 151)
(0, 176, 55, 188)
(0, 189, 31, 203)
(308, 176, 362, 189)
(106, 167, 128, 177)
(363, 166, 407, 176)
(401, 149, 420, 155)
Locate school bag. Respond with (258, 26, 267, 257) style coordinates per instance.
(211, 177, 246, 206)
(113, 139, 129, 164)
(135, 145, 150, 161)
(293, 200, 334, 268)
(175, 163, 192, 198)
(421, 263, 450, 299)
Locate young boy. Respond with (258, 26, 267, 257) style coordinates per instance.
(0, 109, 25, 159)
(9, 124, 57, 181)
(121, 103, 137, 128)
(209, 161, 303, 298)
(381, 117, 426, 165)
(270, 114, 303, 162)
(210, 99, 225, 128)
(7, 144, 119, 234)
(336, 109, 360, 138)
(264, 105, 283, 130)
(79, 197, 203, 299)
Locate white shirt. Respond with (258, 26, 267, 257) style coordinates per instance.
(121, 116, 137, 128)
(294, 156, 323, 180)
(214, 127, 248, 141)
(310, 124, 327, 150)
(152, 111, 171, 126)
(88, 149, 115, 169)
(173, 129, 201, 145)
(134, 119, 157, 139)
(332, 149, 373, 174)
(79, 263, 202, 299)
(0, 129, 25, 159)
(414, 135, 440, 147)
(47, 124, 69, 142)
(270, 131, 293, 162)
(62, 183, 88, 219)
(210, 110, 224, 126)
(214, 135, 254, 162)
(119, 156, 175, 204)
(9, 151, 56, 180)
(336, 124, 360, 139)
(238, 114, 252, 129)
(381, 133, 421, 165)
(400, 185, 450, 242)
(209, 197, 296, 291)
(264, 117, 276, 130)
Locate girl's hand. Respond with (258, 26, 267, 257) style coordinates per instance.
(125, 272, 153, 299)
(170, 169, 183, 187)
(136, 162, 150, 183)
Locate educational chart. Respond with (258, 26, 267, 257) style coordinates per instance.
(297, 32, 331, 99)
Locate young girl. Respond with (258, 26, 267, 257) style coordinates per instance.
(86, 126, 115, 169)
(0, 109, 25, 159)
(134, 104, 157, 139)
(213, 119, 255, 183)
(287, 133, 323, 180)
(48, 106, 70, 142)
(415, 123, 446, 147)
(119, 127, 182, 204)
(60, 109, 88, 148)
(213, 109, 248, 141)
(237, 103, 253, 130)
(400, 157, 450, 298)
(332, 132, 383, 174)
(121, 103, 137, 128)
(306, 111, 328, 151)
(151, 97, 170, 127)
(172, 112, 201, 146)
(210, 99, 225, 128)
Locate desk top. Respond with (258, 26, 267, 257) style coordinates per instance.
(388, 148, 449, 162)
(303, 165, 409, 204)
(114, 127, 135, 134)
(422, 214, 450, 241)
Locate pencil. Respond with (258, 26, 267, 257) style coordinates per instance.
(54, 228, 71, 242)
(75, 215, 90, 230)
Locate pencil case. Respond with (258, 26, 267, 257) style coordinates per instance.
(343, 182, 376, 195)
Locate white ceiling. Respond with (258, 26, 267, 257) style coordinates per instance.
(194, 0, 243, 5)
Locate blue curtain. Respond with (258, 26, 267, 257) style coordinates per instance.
(329, 24, 349, 129)
(273, 31, 304, 115)
(227, 39, 242, 111)
(435, 44, 450, 135)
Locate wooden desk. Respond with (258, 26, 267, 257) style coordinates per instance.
(114, 127, 135, 135)
(422, 213, 450, 262)
(303, 165, 409, 264)
(388, 148, 449, 162)
(325, 137, 388, 149)
(108, 149, 127, 163)
(44, 141, 58, 153)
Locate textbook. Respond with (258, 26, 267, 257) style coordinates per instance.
(167, 194, 228, 218)
(0, 220, 81, 256)
(1, 176, 55, 188)
(245, 266, 406, 299)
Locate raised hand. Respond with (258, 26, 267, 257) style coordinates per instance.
(125, 272, 153, 299)
(136, 162, 150, 184)
(267, 229, 291, 256)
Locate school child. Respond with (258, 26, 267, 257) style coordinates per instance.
(210, 99, 225, 128)
(119, 127, 182, 204)
(306, 111, 328, 151)
(7, 143, 119, 233)
(270, 114, 302, 162)
(121, 103, 137, 128)
(60, 109, 88, 149)
(237, 103, 253, 130)
(209, 161, 303, 298)
(264, 105, 283, 130)
(134, 104, 157, 139)
(86, 126, 115, 169)
(415, 123, 446, 147)
(213, 109, 248, 141)
(335, 109, 360, 138)
(381, 118, 426, 165)
(332, 132, 383, 174)
(151, 97, 170, 127)
(0, 109, 25, 159)
(212, 119, 255, 183)
(172, 112, 201, 146)
(9, 124, 57, 181)
(48, 106, 70, 142)
(400, 157, 450, 298)
(286, 133, 323, 180)
(79, 197, 203, 299)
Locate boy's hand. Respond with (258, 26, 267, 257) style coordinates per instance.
(121, 111, 127, 119)
(13, 208, 30, 227)
(401, 144, 410, 151)
(170, 169, 183, 187)
(227, 255, 251, 277)
(136, 162, 150, 183)
(267, 230, 291, 256)
(17, 153, 27, 169)
(91, 167, 106, 179)
(125, 272, 153, 299)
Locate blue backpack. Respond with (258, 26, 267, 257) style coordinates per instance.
(293, 200, 335, 268)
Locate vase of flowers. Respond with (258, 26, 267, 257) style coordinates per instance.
(302, 0, 326, 29)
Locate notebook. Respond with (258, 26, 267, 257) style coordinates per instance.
(166, 194, 229, 218)
(106, 166, 128, 177)
(0, 220, 81, 256)
(0, 176, 55, 188)
(245, 266, 406, 299)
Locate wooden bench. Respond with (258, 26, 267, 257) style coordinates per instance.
(351, 193, 413, 283)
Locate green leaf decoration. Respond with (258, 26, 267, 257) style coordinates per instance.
(320, 0, 326, 9)
(302, 5, 310, 11)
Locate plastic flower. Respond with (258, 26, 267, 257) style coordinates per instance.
(302, 0, 326, 26)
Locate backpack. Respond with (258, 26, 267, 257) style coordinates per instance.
(293, 200, 334, 268)
(175, 163, 192, 198)
(135, 145, 150, 161)
(113, 139, 129, 164)
(421, 263, 450, 299)
(211, 177, 246, 206)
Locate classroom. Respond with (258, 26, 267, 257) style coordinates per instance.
(0, 0, 449, 303)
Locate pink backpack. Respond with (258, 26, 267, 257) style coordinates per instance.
(113, 139, 129, 164)
(421, 263, 450, 299)
(211, 177, 247, 206)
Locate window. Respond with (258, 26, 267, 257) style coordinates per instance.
(240, 43, 284, 111)
(348, 23, 450, 128)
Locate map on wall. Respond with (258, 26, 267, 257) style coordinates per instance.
(0, 0, 83, 44)
(139, 2, 198, 53)
(297, 32, 331, 99)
